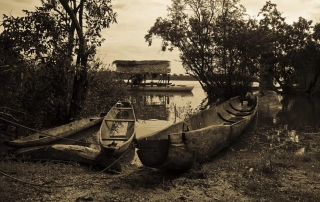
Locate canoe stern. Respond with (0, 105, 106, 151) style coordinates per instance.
(137, 139, 170, 167)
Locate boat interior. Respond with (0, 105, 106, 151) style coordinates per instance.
(142, 96, 257, 140)
(100, 101, 136, 146)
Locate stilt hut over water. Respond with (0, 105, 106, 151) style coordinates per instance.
(113, 60, 194, 92)
(113, 60, 172, 120)
(113, 60, 171, 86)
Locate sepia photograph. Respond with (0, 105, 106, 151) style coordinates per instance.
(1, 0, 320, 201)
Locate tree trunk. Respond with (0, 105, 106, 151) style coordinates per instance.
(68, 70, 88, 120)
(59, 0, 88, 120)
(305, 75, 319, 94)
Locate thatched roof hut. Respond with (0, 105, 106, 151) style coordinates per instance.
(113, 60, 171, 74)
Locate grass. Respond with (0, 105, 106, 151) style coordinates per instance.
(1, 128, 320, 201)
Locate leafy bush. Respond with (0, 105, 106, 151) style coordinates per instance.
(79, 67, 129, 118)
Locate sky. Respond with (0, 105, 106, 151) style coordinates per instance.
(1, 0, 320, 74)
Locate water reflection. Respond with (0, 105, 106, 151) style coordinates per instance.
(128, 81, 207, 138)
(131, 93, 169, 121)
(129, 87, 320, 156)
(276, 96, 320, 131)
(130, 91, 193, 121)
(256, 94, 320, 154)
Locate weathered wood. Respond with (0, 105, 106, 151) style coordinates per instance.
(3, 115, 104, 148)
(129, 85, 194, 92)
(98, 101, 136, 158)
(113, 107, 133, 110)
(105, 119, 135, 122)
(102, 138, 128, 141)
(136, 95, 258, 170)
(14, 144, 100, 164)
(13, 144, 123, 172)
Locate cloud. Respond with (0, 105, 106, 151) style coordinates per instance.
(240, 0, 320, 23)
(6, 0, 320, 75)
(12, 0, 30, 3)
(112, 3, 128, 10)
(311, 3, 320, 22)
(0, 0, 41, 17)
(99, 1, 175, 63)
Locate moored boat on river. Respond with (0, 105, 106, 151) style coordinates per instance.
(130, 83, 194, 92)
(3, 115, 104, 148)
(98, 101, 136, 158)
(136, 95, 258, 170)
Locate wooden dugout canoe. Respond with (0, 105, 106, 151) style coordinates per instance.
(98, 101, 136, 158)
(13, 144, 101, 165)
(3, 115, 104, 148)
(12, 144, 126, 172)
(136, 96, 258, 170)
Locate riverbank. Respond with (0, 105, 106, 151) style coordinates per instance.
(1, 91, 320, 201)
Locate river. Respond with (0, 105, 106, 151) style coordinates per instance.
(130, 80, 207, 138)
(130, 81, 320, 155)
(254, 93, 320, 155)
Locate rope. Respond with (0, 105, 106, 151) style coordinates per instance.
(252, 109, 259, 137)
(0, 112, 19, 122)
(0, 144, 134, 188)
(0, 107, 25, 114)
(0, 116, 101, 146)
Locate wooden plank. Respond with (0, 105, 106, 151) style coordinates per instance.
(113, 107, 132, 110)
(109, 135, 126, 138)
(102, 138, 128, 141)
(229, 102, 255, 113)
(229, 117, 245, 122)
(105, 119, 135, 122)
(217, 112, 236, 123)
(226, 109, 252, 117)
(89, 117, 102, 121)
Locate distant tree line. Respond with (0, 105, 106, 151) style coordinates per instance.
(170, 74, 197, 81)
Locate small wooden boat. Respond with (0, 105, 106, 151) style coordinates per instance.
(130, 84, 194, 92)
(141, 90, 194, 97)
(98, 101, 136, 158)
(13, 144, 123, 172)
(14, 144, 101, 164)
(3, 115, 104, 148)
(136, 95, 258, 170)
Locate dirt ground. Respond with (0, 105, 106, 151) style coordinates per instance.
(1, 91, 320, 201)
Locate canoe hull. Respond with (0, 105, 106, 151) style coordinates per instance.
(98, 101, 136, 158)
(13, 144, 124, 172)
(14, 144, 100, 164)
(136, 96, 258, 170)
(3, 116, 103, 148)
(101, 134, 135, 158)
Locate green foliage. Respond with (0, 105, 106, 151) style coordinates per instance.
(0, 0, 118, 137)
(257, 2, 311, 93)
(80, 62, 129, 118)
(146, 0, 320, 97)
(145, 0, 259, 101)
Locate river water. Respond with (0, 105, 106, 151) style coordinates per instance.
(130, 81, 320, 156)
(254, 93, 320, 155)
(131, 80, 207, 138)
